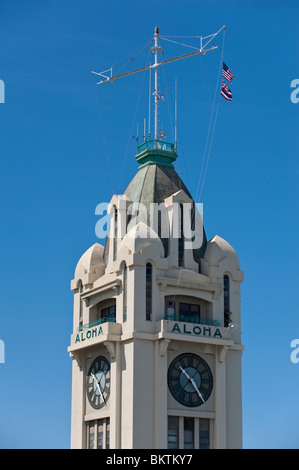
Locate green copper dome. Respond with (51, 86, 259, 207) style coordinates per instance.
(104, 141, 207, 270)
(123, 143, 207, 267)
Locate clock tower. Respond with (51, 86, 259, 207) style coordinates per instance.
(68, 141, 244, 449)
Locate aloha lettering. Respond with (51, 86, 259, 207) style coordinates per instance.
(75, 326, 103, 344)
(171, 322, 222, 338)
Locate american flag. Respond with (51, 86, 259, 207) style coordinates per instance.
(221, 81, 232, 102)
(222, 62, 235, 85)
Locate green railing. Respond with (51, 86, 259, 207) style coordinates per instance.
(164, 315, 220, 327)
(77, 316, 116, 332)
(137, 139, 175, 153)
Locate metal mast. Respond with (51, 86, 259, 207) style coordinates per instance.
(92, 25, 225, 143)
(152, 27, 162, 139)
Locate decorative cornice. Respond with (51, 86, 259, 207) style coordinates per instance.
(156, 276, 222, 298)
(81, 279, 121, 305)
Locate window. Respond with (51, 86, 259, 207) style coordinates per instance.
(113, 208, 118, 261)
(88, 418, 110, 449)
(123, 264, 127, 322)
(184, 417, 194, 449)
(223, 275, 230, 310)
(199, 419, 210, 449)
(78, 281, 83, 328)
(166, 300, 175, 321)
(97, 421, 104, 449)
(223, 274, 231, 327)
(106, 421, 110, 449)
(179, 302, 200, 324)
(168, 416, 179, 449)
(168, 416, 211, 449)
(165, 299, 201, 324)
(100, 304, 116, 323)
(146, 262, 152, 321)
(88, 423, 95, 449)
(178, 203, 184, 267)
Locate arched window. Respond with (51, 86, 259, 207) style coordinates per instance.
(78, 281, 83, 328)
(223, 275, 231, 327)
(113, 207, 118, 261)
(123, 264, 127, 323)
(178, 203, 184, 267)
(146, 262, 153, 321)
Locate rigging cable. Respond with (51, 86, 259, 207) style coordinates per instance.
(160, 36, 202, 51)
(159, 49, 194, 196)
(195, 27, 225, 203)
(173, 28, 225, 292)
(161, 50, 175, 143)
(92, 77, 114, 192)
(91, 42, 152, 198)
(115, 47, 151, 195)
(113, 38, 154, 76)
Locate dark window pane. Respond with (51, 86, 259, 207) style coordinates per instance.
(168, 416, 179, 449)
(178, 204, 184, 266)
(146, 263, 152, 321)
(113, 208, 118, 261)
(184, 417, 194, 449)
(199, 419, 210, 449)
(224, 275, 230, 327)
(179, 303, 200, 324)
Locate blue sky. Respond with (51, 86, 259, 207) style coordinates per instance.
(0, 0, 298, 449)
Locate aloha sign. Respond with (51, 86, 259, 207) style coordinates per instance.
(171, 322, 223, 339)
(74, 326, 103, 344)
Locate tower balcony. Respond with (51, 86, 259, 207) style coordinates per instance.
(68, 317, 122, 354)
(77, 316, 116, 332)
(164, 314, 220, 327)
(158, 317, 232, 344)
(135, 139, 178, 169)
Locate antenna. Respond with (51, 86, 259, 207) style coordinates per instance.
(93, 25, 224, 144)
(175, 76, 177, 152)
(148, 64, 151, 139)
(152, 27, 161, 139)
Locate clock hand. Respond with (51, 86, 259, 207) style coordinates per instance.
(91, 372, 104, 398)
(189, 377, 205, 403)
(97, 376, 107, 405)
(91, 372, 107, 405)
(179, 366, 191, 380)
(179, 366, 205, 402)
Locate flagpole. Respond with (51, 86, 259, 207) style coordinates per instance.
(153, 27, 160, 140)
(148, 64, 151, 139)
(175, 76, 177, 151)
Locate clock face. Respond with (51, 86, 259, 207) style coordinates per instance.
(168, 353, 213, 407)
(86, 356, 110, 409)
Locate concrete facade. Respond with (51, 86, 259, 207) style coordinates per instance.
(68, 151, 244, 449)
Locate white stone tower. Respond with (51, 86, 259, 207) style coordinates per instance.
(68, 141, 244, 449)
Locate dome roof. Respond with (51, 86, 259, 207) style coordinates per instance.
(204, 235, 240, 268)
(119, 221, 164, 257)
(75, 243, 104, 278)
(123, 162, 207, 261)
(125, 163, 190, 208)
